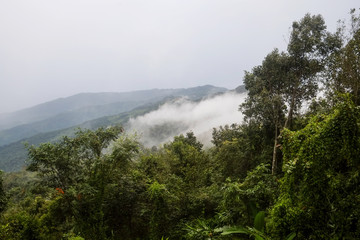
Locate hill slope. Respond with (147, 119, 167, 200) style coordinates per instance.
(0, 85, 227, 146)
(0, 101, 161, 172)
(0, 85, 227, 131)
(0, 85, 233, 171)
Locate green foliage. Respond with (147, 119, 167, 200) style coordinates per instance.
(212, 123, 272, 180)
(159, 132, 222, 238)
(185, 219, 221, 240)
(19, 127, 151, 239)
(254, 211, 265, 233)
(26, 126, 123, 188)
(240, 13, 341, 174)
(219, 211, 296, 240)
(269, 97, 360, 239)
(147, 181, 170, 240)
(0, 171, 8, 214)
(219, 164, 277, 227)
(0, 211, 40, 240)
(240, 49, 287, 129)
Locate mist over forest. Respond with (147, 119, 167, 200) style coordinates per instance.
(129, 92, 246, 147)
(0, 4, 359, 240)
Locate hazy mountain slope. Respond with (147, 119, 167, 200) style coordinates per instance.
(0, 85, 231, 171)
(0, 100, 163, 172)
(0, 85, 227, 146)
(0, 85, 227, 131)
(0, 100, 145, 146)
(0, 129, 65, 172)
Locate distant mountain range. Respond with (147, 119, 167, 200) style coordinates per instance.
(0, 101, 164, 172)
(0, 85, 242, 171)
(0, 85, 227, 147)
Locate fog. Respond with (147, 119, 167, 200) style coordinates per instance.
(128, 92, 246, 147)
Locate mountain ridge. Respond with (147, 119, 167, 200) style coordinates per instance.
(0, 85, 227, 131)
(0, 85, 245, 172)
(0, 85, 227, 146)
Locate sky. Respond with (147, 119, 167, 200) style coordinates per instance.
(0, 0, 358, 113)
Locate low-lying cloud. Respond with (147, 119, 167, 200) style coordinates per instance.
(128, 92, 246, 147)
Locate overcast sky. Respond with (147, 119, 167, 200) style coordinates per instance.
(0, 0, 358, 113)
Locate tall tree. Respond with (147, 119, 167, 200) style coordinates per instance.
(241, 49, 288, 174)
(284, 13, 340, 128)
(241, 13, 340, 174)
(327, 9, 360, 105)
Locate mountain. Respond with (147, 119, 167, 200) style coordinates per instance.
(0, 85, 235, 171)
(0, 85, 227, 131)
(0, 85, 227, 146)
(0, 101, 162, 172)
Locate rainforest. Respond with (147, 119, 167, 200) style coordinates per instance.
(0, 10, 360, 240)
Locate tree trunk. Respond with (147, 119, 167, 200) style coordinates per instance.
(285, 91, 296, 129)
(272, 124, 278, 175)
(355, 72, 359, 105)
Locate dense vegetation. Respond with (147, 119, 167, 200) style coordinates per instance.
(0, 10, 359, 239)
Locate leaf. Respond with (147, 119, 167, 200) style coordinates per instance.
(220, 226, 249, 235)
(255, 236, 265, 240)
(286, 232, 296, 240)
(254, 211, 266, 232)
(247, 227, 267, 240)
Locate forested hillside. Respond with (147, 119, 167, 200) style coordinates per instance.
(0, 10, 359, 240)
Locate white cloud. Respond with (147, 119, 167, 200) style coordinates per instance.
(128, 92, 246, 147)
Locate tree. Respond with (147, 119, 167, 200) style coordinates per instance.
(158, 132, 221, 238)
(326, 9, 360, 105)
(212, 123, 271, 179)
(284, 14, 322, 128)
(241, 49, 288, 174)
(147, 181, 170, 240)
(25, 126, 148, 239)
(26, 126, 123, 190)
(0, 171, 7, 214)
(241, 14, 341, 174)
(219, 164, 278, 227)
